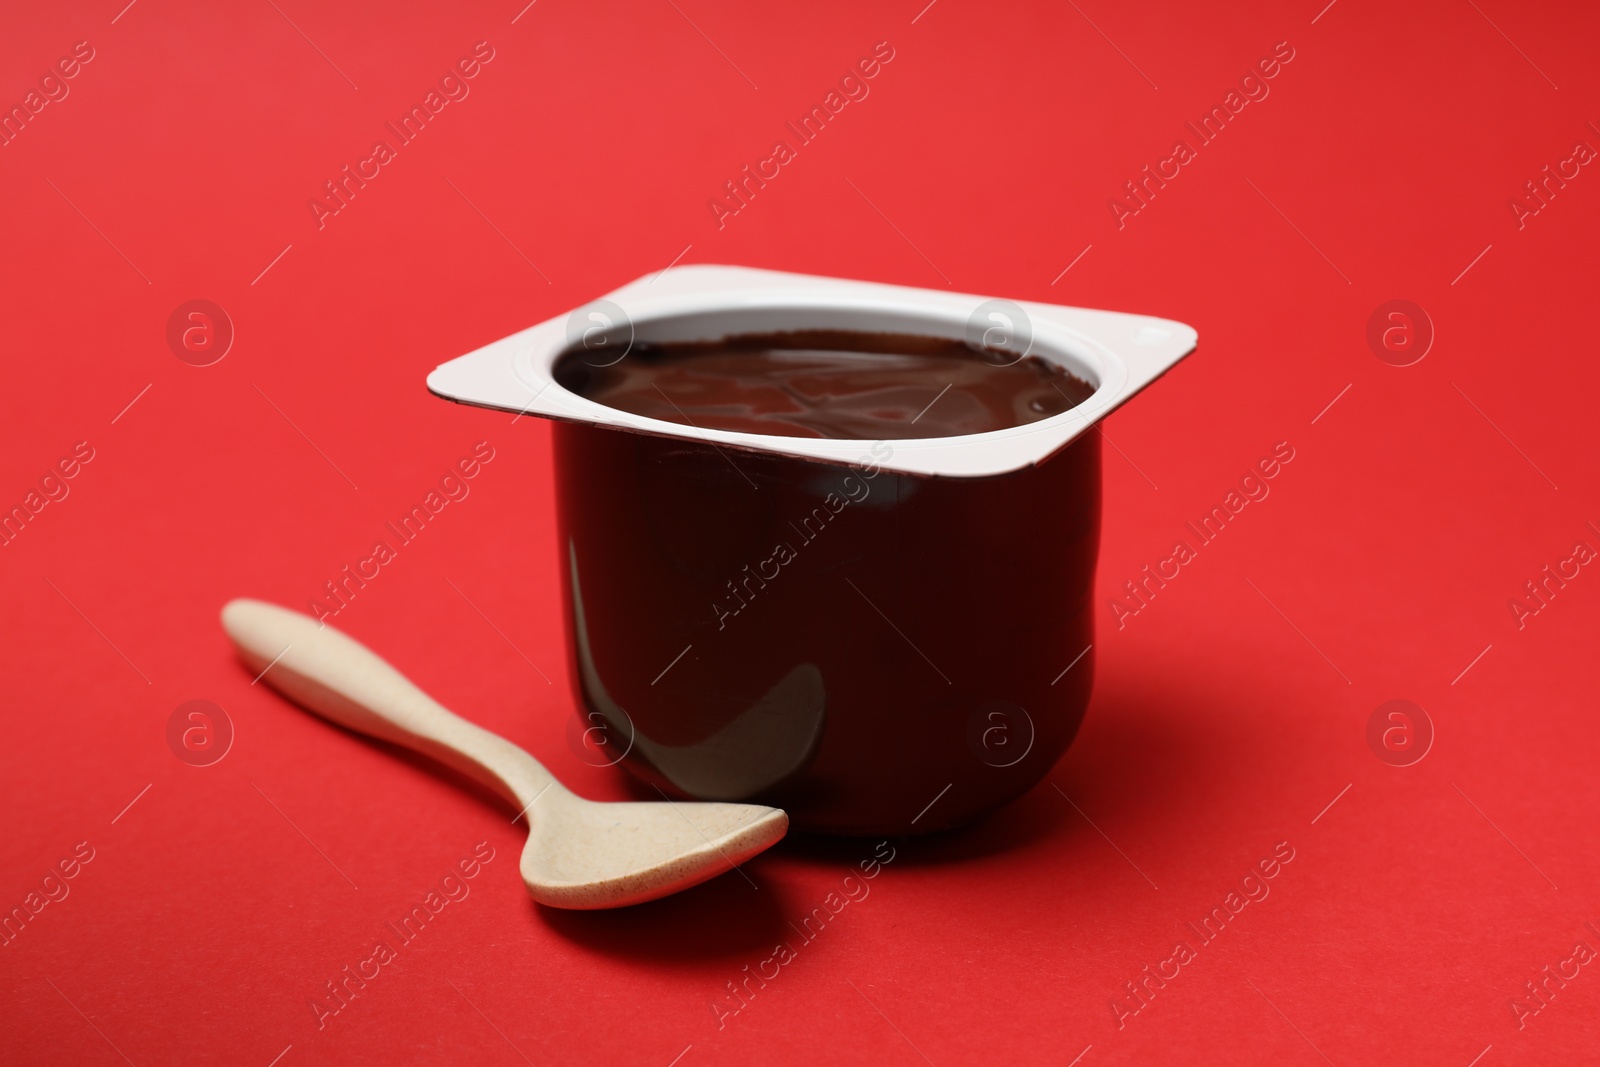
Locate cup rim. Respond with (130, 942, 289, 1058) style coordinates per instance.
(427, 265, 1197, 479)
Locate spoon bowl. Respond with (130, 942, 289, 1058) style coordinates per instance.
(523, 798, 786, 909)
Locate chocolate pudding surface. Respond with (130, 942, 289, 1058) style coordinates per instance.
(553, 330, 1095, 440)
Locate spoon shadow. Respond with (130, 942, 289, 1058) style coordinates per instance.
(533, 854, 796, 962)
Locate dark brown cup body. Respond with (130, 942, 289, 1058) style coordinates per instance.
(552, 421, 1100, 835)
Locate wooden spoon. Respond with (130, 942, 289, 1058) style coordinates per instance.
(220, 599, 788, 909)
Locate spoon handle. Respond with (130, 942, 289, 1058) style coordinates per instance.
(221, 599, 560, 811)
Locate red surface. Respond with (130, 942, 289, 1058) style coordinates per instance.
(3, 1, 1599, 1064)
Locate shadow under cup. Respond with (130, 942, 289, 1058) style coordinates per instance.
(552, 383, 1101, 837)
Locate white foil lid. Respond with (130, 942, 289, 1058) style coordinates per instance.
(427, 265, 1197, 479)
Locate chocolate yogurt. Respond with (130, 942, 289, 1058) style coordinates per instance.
(428, 266, 1197, 834)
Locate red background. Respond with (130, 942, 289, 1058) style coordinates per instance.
(4, 1, 1599, 1063)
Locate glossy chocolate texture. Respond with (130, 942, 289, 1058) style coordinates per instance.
(552, 330, 1096, 440)
(551, 417, 1101, 836)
